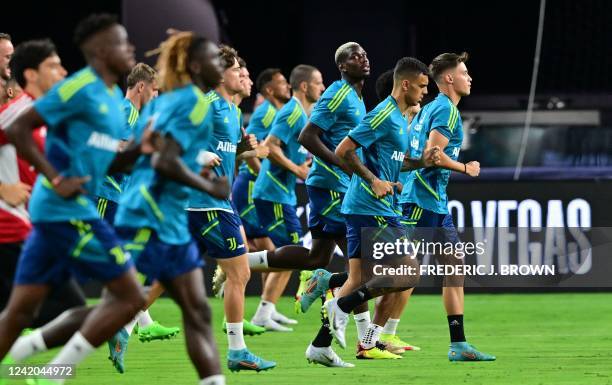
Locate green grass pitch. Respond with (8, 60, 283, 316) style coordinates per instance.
(6, 293, 612, 384)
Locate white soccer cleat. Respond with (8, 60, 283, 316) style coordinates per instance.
(324, 298, 349, 349)
(272, 310, 298, 325)
(251, 317, 293, 332)
(305, 344, 355, 368)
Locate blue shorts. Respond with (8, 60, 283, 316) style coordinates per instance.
(15, 220, 133, 286)
(97, 197, 118, 226)
(188, 210, 246, 258)
(254, 198, 302, 247)
(116, 227, 202, 283)
(306, 185, 346, 238)
(232, 173, 267, 239)
(400, 203, 461, 245)
(346, 214, 404, 259)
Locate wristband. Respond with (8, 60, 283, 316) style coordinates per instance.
(463, 163, 467, 174)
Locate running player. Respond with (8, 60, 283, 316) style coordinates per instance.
(114, 31, 229, 383)
(324, 57, 433, 358)
(249, 64, 324, 331)
(0, 13, 146, 380)
(227, 67, 298, 330)
(187, 45, 275, 372)
(0, 39, 87, 330)
(398, 52, 495, 361)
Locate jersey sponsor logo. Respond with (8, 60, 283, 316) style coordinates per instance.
(411, 137, 420, 151)
(86, 131, 120, 152)
(451, 147, 460, 158)
(216, 141, 237, 153)
(391, 151, 405, 162)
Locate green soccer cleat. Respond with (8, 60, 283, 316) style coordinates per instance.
(107, 328, 130, 373)
(380, 333, 421, 351)
(296, 269, 332, 314)
(227, 348, 276, 372)
(294, 270, 313, 313)
(448, 342, 496, 361)
(356, 342, 403, 359)
(138, 321, 180, 342)
(222, 319, 266, 336)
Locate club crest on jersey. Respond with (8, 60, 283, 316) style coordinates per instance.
(86, 131, 120, 152)
(391, 151, 405, 162)
(216, 141, 237, 153)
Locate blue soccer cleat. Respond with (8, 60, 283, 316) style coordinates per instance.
(296, 269, 332, 314)
(107, 328, 130, 373)
(448, 341, 496, 361)
(227, 348, 276, 372)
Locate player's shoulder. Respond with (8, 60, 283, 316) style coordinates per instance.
(53, 67, 102, 103)
(0, 93, 33, 128)
(321, 79, 353, 110)
(428, 93, 456, 116)
(365, 96, 398, 129)
(165, 85, 211, 125)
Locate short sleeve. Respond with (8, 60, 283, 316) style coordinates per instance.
(430, 104, 457, 140)
(309, 83, 351, 131)
(33, 82, 80, 129)
(164, 97, 207, 152)
(269, 109, 292, 145)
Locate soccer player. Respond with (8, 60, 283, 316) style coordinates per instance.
(0, 39, 87, 330)
(187, 45, 276, 372)
(227, 67, 297, 330)
(0, 33, 12, 81)
(325, 57, 432, 358)
(397, 52, 495, 361)
(0, 14, 147, 380)
(249, 64, 324, 331)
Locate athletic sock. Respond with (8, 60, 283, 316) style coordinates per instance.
(353, 311, 371, 341)
(137, 310, 154, 328)
(252, 300, 274, 321)
(337, 286, 373, 313)
(311, 325, 334, 348)
(49, 332, 95, 383)
(226, 322, 247, 350)
(383, 318, 400, 335)
(200, 374, 226, 385)
(328, 272, 348, 289)
(124, 317, 138, 335)
(361, 323, 383, 349)
(247, 251, 268, 269)
(8, 329, 48, 362)
(447, 314, 466, 342)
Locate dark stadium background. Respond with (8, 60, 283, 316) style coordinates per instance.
(4, 0, 611, 294)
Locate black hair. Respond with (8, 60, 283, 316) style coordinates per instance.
(393, 57, 430, 83)
(375, 69, 394, 101)
(73, 13, 118, 47)
(255, 68, 281, 94)
(9, 39, 57, 88)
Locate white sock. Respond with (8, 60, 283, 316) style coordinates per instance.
(383, 318, 400, 335)
(252, 300, 274, 321)
(225, 322, 246, 350)
(124, 317, 138, 335)
(247, 251, 268, 269)
(137, 310, 154, 328)
(49, 332, 95, 381)
(200, 374, 226, 385)
(353, 311, 371, 341)
(8, 329, 48, 362)
(361, 323, 383, 349)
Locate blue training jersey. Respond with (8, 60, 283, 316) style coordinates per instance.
(187, 90, 241, 212)
(398, 92, 464, 214)
(237, 99, 278, 178)
(97, 98, 139, 202)
(341, 95, 409, 217)
(252, 97, 308, 206)
(305, 79, 366, 193)
(29, 67, 125, 223)
(114, 84, 213, 245)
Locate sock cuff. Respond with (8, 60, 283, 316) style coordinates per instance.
(248, 251, 268, 269)
(72, 332, 94, 351)
(353, 311, 371, 320)
(200, 374, 226, 385)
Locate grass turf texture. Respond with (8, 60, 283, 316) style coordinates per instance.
(6, 293, 612, 385)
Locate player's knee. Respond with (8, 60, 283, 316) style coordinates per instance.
(226, 267, 250, 286)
